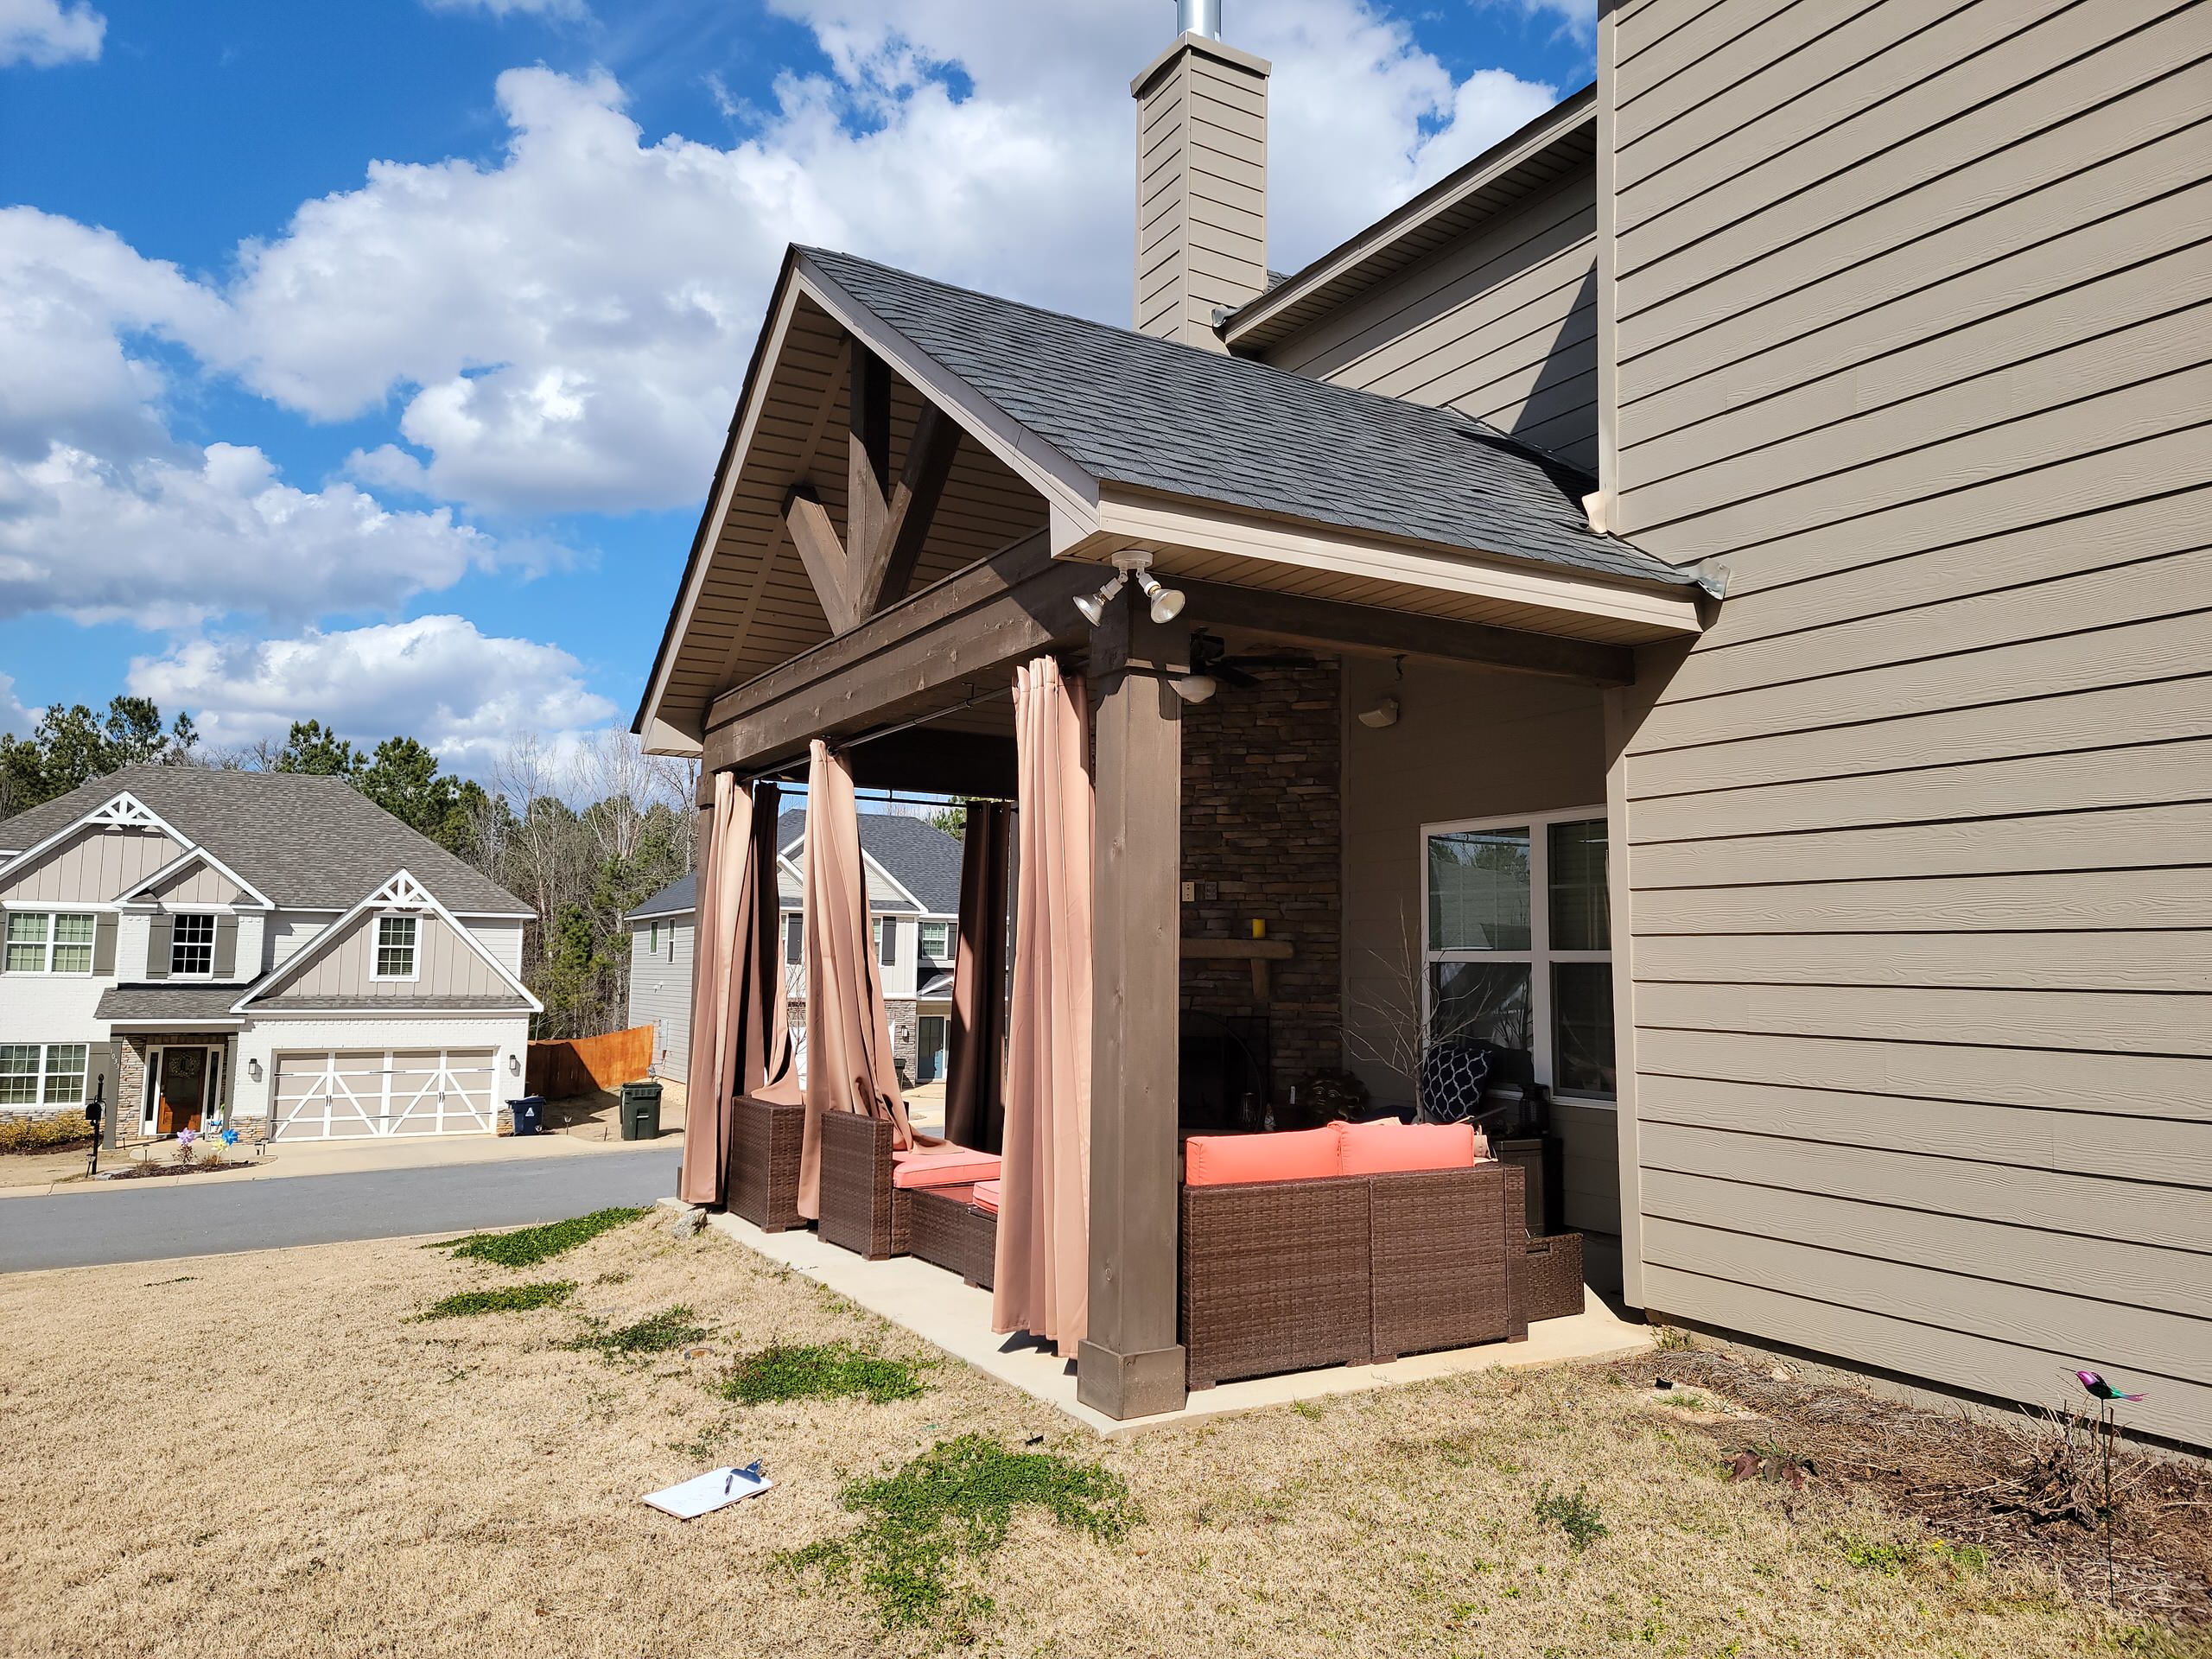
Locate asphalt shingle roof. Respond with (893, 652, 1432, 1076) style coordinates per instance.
(93, 984, 251, 1023)
(800, 246, 1694, 592)
(0, 766, 531, 915)
(627, 810, 963, 921)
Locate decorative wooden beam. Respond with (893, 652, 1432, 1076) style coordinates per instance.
(848, 343, 892, 577)
(1175, 578, 1635, 685)
(855, 403, 962, 618)
(782, 486, 858, 634)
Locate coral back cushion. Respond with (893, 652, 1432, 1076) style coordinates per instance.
(1334, 1118, 1478, 1176)
(1183, 1127, 1342, 1187)
(971, 1179, 1000, 1215)
(890, 1149, 1002, 1190)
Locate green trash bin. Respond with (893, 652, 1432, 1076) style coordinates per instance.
(619, 1081, 663, 1141)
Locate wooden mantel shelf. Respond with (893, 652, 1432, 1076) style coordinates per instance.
(1180, 936, 1294, 999)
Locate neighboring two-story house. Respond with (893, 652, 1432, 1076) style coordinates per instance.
(0, 766, 540, 1146)
(626, 809, 960, 1087)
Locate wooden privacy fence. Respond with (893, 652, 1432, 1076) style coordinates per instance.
(526, 1025, 655, 1098)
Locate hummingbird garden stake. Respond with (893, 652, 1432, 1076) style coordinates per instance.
(2075, 1371, 2144, 1602)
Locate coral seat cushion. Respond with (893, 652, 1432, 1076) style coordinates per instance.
(1183, 1127, 1342, 1187)
(971, 1179, 1000, 1215)
(890, 1149, 1002, 1190)
(1334, 1118, 1478, 1176)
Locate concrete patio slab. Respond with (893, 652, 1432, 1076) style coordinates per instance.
(700, 1205, 1655, 1438)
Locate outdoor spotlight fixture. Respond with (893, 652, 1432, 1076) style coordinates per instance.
(1074, 550, 1185, 628)
(1357, 695, 1400, 728)
(1171, 673, 1218, 704)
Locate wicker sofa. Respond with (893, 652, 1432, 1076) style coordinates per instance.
(817, 1109, 1002, 1264)
(725, 1095, 805, 1233)
(1179, 1122, 1561, 1389)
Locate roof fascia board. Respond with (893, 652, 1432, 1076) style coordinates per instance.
(635, 249, 808, 741)
(247, 1006, 534, 1018)
(1093, 484, 1702, 636)
(116, 845, 276, 910)
(106, 1018, 250, 1030)
(232, 867, 544, 1014)
(0, 790, 189, 886)
(792, 257, 1102, 545)
(1222, 85, 1596, 350)
(776, 827, 927, 914)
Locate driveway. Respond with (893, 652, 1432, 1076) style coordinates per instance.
(0, 1147, 682, 1273)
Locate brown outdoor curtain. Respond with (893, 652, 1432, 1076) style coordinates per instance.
(797, 739, 919, 1218)
(993, 658, 1093, 1356)
(677, 776, 798, 1206)
(944, 800, 1013, 1154)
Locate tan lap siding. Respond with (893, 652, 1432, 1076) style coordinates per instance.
(1604, 0, 2212, 1446)
(626, 921, 693, 1082)
(1262, 171, 1601, 474)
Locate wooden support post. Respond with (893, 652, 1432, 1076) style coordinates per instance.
(1077, 594, 1188, 1421)
(848, 343, 892, 572)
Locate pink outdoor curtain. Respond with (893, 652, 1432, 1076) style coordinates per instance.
(944, 800, 1012, 1155)
(797, 739, 920, 1218)
(993, 659, 1093, 1356)
(677, 776, 798, 1207)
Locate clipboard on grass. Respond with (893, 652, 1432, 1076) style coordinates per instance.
(642, 1462, 772, 1519)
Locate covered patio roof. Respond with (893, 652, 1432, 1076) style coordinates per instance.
(636, 245, 1701, 755)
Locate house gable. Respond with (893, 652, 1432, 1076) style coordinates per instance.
(236, 870, 541, 1014)
(0, 821, 184, 906)
(120, 846, 272, 910)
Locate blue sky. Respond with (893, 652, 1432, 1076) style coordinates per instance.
(0, 0, 1593, 773)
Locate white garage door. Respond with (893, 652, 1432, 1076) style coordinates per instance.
(271, 1049, 498, 1140)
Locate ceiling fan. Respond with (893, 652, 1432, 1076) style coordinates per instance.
(1181, 632, 1317, 691)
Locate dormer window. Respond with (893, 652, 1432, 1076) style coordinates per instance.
(169, 913, 216, 978)
(374, 915, 420, 980)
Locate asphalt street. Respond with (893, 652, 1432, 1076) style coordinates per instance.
(0, 1147, 683, 1273)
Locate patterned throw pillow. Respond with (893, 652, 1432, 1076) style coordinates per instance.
(1416, 1040, 1493, 1125)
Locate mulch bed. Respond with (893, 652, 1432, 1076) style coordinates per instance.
(1611, 1345, 2212, 1627)
(101, 1160, 253, 1181)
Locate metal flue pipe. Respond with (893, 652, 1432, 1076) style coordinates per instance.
(1177, 0, 1223, 41)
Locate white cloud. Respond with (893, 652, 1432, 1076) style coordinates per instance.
(183, 3, 1557, 515)
(1475, 0, 1599, 43)
(0, 669, 35, 740)
(0, 0, 104, 67)
(0, 207, 543, 630)
(424, 0, 587, 16)
(126, 614, 617, 777)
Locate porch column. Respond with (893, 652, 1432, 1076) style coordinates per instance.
(1077, 600, 1187, 1420)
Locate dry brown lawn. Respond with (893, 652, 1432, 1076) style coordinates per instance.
(0, 1217, 2196, 1658)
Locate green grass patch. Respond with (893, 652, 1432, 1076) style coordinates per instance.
(568, 1304, 709, 1363)
(1836, 1531, 1916, 1574)
(426, 1206, 646, 1268)
(1532, 1481, 1609, 1553)
(777, 1434, 1137, 1632)
(717, 1341, 926, 1407)
(417, 1281, 575, 1320)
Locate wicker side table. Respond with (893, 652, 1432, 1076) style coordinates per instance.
(1521, 1231, 1586, 1323)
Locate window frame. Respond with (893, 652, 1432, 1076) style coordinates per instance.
(784, 912, 804, 967)
(872, 916, 898, 968)
(918, 919, 952, 962)
(1420, 805, 1615, 1104)
(167, 911, 218, 980)
(0, 1041, 90, 1108)
(3, 910, 98, 976)
(372, 913, 421, 982)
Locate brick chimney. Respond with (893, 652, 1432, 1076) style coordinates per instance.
(1131, 3, 1270, 353)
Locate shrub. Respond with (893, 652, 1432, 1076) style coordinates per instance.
(427, 1206, 646, 1268)
(0, 1114, 96, 1155)
(1533, 1481, 1608, 1553)
(417, 1281, 575, 1320)
(778, 1435, 1137, 1631)
(718, 1342, 926, 1406)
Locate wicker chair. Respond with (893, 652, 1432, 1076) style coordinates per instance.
(817, 1109, 909, 1259)
(725, 1095, 805, 1233)
(1179, 1174, 1373, 1389)
(908, 1184, 997, 1289)
(1368, 1163, 1527, 1362)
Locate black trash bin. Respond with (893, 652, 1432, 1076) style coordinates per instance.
(507, 1096, 545, 1137)
(619, 1082, 663, 1141)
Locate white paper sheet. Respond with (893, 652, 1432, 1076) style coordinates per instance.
(642, 1465, 773, 1519)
